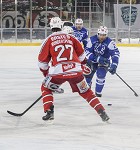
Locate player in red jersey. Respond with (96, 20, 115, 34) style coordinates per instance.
(38, 17, 110, 122)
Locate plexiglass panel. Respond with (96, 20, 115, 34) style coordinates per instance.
(0, 0, 140, 43)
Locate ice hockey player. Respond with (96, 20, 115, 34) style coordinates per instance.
(84, 26, 120, 97)
(38, 17, 110, 122)
(72, 18, 88, 48)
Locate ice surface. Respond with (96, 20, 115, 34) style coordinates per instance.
(0, 46, 140, 150)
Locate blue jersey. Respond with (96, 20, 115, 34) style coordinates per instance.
(72, 26, 88, 47)
(85, 35, 120, 66)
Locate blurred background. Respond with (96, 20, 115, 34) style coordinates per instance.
(0, 0, 140, 43)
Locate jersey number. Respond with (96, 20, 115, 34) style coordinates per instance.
(54, 44, 73, 62)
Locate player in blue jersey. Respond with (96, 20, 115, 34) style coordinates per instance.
(84, 26, 120, 97)
(72, 18, 88, 48)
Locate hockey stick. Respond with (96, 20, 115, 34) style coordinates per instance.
(7, 95, 42, 117)
(115, 72, 138, 97)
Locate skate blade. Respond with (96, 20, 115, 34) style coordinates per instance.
(43, 119, 54, 125)
(105, 120, 111, 124)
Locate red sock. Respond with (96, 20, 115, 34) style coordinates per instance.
(79, 89, 105, 112)
(41, 84, 54, 112)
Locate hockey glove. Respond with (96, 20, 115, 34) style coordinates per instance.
(97, 56, 110, 66)
(108, 64, 117, 75)
(81, 59, 93, 75)
(82, 64, 92, 76)
(86, 59, 95, 71)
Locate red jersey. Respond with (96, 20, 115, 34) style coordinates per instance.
(38, 31, 86, 76)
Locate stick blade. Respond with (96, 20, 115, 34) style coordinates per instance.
(7, 110, 23, 117)
(134, 93, 139, 97)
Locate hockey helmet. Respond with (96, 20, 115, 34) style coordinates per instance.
(62, 26, 74, 34)
(50, 17, 62, 29)
(97, 26, 108, 35)
(75, 18, 83, 25)
(75, 18, 83, 30)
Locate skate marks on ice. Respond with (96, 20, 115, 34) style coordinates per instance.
(0, 111, 140, 150)
(0, 47, 140, 150)
(1, 86, 140, 150)
(1, 96, 140, 150)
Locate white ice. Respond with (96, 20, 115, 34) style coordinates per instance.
(0, 46, 140, 150)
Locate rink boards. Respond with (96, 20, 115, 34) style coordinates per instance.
(0, 43, 140, 47)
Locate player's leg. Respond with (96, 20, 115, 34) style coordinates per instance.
(95, 66, 108, 97)
(41, 84, 54, 120)
(69, 74, 109, 122)
(41, 76, 65, 120)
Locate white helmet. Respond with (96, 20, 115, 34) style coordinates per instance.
(50, 17, 62, 29)
(62, 26, 73, 34)
(75, 18, 83, 30)
(75, 18, 83, 25)
(97, 26, 108, 35)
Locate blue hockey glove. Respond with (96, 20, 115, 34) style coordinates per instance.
(109, 64, 117, 75)
(97, 56, 110, 66)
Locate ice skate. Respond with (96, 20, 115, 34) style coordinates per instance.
(42, 105, 54, 121)
(98, 109, 110, 122)
(95, 92, 102, 97)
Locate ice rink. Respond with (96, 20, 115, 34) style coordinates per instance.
(0, 46, 140, 150)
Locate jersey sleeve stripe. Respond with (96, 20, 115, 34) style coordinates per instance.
(38, 61, 49, 70)
(112, 55, 120, 58)
(78, 52, 86, 62)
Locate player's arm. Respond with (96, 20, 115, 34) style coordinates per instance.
(85, 37, 110, 66)
(85, 37, 97, 62)
(108, 40, 120, 66)
(82, 30, 89, 48)
(83, 29, 89, 40)
(38, 38, 51, 77)
(108, 41, 120, 74)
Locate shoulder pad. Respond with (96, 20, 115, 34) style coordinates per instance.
(108, 40, 118, 50)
